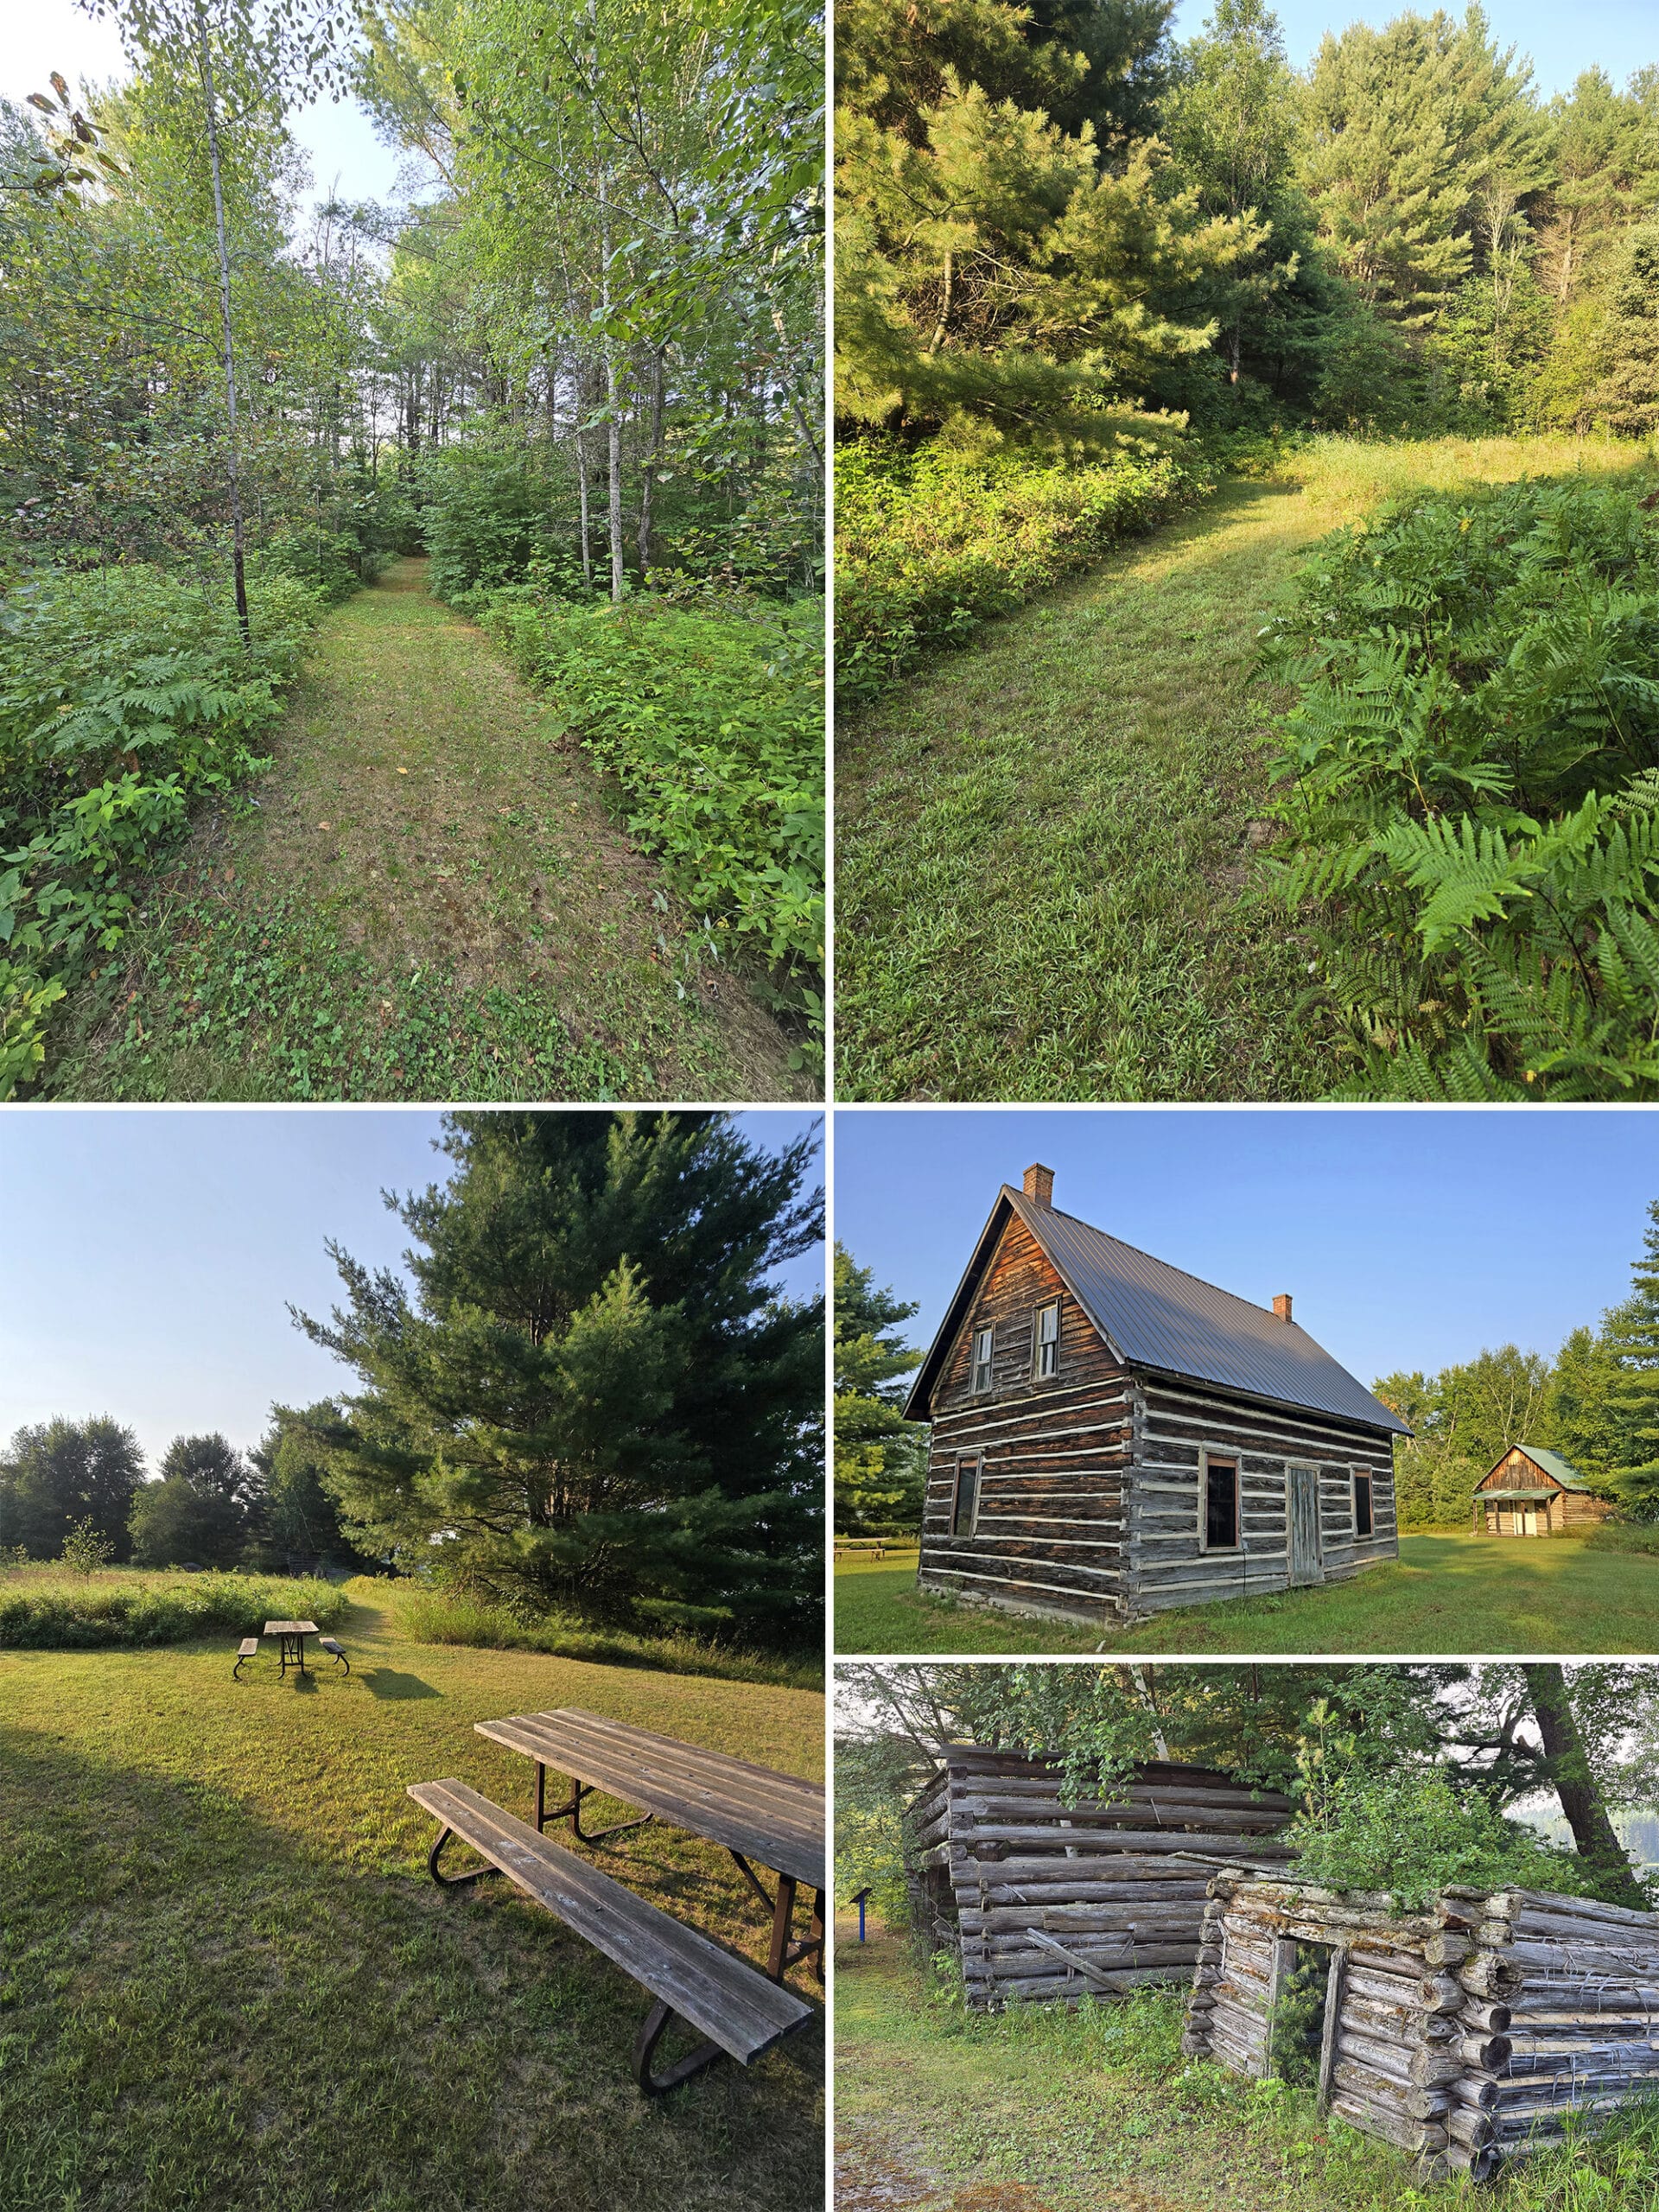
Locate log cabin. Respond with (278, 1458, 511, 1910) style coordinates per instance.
(907, 1745, 1294, 2011)
(906, 1165, 1408, 1626)
(1183, 1870, 1659, 2182)
(1471, 1445, 1615, 1536)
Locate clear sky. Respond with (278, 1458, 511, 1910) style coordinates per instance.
(1166, 0, 1654, 98)
(832, 1109, 1659, 1394)
(1, 0, 414, 215)
(0, 1109, 823, 1472)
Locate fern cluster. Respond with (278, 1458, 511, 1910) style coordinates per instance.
(1261, 471, 1659, 1096)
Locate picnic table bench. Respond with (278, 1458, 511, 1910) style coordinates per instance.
(409, 1707, 825, 2094)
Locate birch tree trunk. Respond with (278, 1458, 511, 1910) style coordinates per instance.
(637, 344, 664, 576)
(193, 0, 251, 647)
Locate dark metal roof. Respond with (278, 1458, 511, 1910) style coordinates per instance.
(907, 1186, 1410, 1436)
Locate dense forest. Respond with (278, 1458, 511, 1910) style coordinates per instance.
(0, 0, 823, 1100)
(835, 1, 1659, 1103)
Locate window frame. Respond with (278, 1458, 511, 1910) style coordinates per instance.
(970, 1324, 995, 1394)
(1352, 1469, 1374, 1541)
(951, 1452, 982, 1539)
(1034, 1299, 1060, 1381)
(1199, 1448, 1242, 1554)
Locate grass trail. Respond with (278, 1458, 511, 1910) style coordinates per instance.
(834, 434, 1643, 1102)
(832, 1530, 1659, 1655)
(0, 1580, 823, 2212)
(53, 559, 807, 1101)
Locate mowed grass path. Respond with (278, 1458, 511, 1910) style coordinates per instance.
(834, 435, 1643, 1101)
(0, 1583, 823, 2212)
(834, 1929, 1604, 2212)
(54, 560, 804, 1102)
(833, 1532, 1659, 1655)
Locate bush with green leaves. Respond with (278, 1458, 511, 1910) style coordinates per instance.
(0, 562, 327, 1095)
(0, 1569, 345, 1649)
(835, 436, 1212, 701)
(480, 588, 824, 1048)
(418, 442, 579, 599)
(1260, 471, 1659, 1096)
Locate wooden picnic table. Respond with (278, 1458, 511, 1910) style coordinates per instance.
(474, 1706, 826, 1985)
(264, 1619, 318, 1676)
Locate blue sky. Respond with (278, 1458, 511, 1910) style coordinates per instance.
(832, 1109, 1659, 1393)
(0, 1110, 822, 1471)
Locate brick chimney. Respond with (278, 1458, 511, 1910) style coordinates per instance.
(1023, 1163, 1055, 1207)
(1273, 1293, 1293, 1323)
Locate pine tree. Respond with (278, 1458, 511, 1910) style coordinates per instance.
(251, 1403, 364, 1573)
(292, 1112, 824, 1650)
(834, 1243, 926, 1538)
(1586, 220, 1659, 433)
(1599, 1199, 1659, 1515)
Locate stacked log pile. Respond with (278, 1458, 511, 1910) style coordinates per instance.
(1182, 1874, 1659, 2182)
(907, 1747, 1293, 2012)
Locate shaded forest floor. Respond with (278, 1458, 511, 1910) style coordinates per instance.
(833, 434, 1645, 1103)
(0, 1584, 823, 2212)
(48, 559, 807, 1101)
(831, 1532, 1659, 1656)
(834, 1929, 1650, 2212)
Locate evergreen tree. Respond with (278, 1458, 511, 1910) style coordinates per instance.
(250, 1402, 365, 1573)
(129, 1433, 257, 1567)
(1585, 220, 1659, 433)
(833, 1243, 926, 1537)
(293, 1111, 823, 1649)
(1599, 1198, 1659, 1514)
(0, 1416, 145, 1560)
(1542, 1325, 1625, 1482)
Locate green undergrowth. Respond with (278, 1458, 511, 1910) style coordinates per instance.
(836, 1929, 1659, 2212)
(397, 1586, 823, 1692)
(0, 1567, 345, 1649)
(834, 435, 1213, 701)
(1262, 464, 1659, 1097)
(0, 562, 328, 1096)
(477, 584, 825, 1057)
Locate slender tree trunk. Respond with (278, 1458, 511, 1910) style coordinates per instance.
(1522, 1663, 1645, 1906)
(601, 289, 623, 601)
(637, 345, 664, 576)
(576, 357, 594, 587)
(194, 0, 250, 647)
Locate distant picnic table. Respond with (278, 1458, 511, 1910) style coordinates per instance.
(264, 1619, 318, 1676)
(476, 1707, 827, 1983)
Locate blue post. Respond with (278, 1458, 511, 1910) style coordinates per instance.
(858, 1896, 867, 1942)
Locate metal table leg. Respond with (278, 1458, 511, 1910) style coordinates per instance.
(534, 1763, 653, 1845)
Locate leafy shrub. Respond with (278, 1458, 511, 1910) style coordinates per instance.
(0, 562, 326, 1095)
(835, 435, 1212, 700)
(479, 588, 824, 1043)
(1287, 1765, 1599, 1910)
(1260, 471, 1659, 1097)
(396, 1586, 817, 1688)
(255, 525, 391, 602)
(419, 442, 580, 599)
(0, 1568, 346, 1649)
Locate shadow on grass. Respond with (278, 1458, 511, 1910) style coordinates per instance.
(0, 1724, 822, 2212)
(360, 1666, 442, 1700)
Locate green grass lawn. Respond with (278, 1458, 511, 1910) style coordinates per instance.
(833, 1532, 1659, 1656)
(833, 433, 1646, 1102)
(49, 560, 806, 1103)
(0, 1580, 823, 2212)
(833, 1926, 1656, 2212)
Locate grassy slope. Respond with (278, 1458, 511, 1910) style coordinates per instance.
(834, 434, 1645, 1103)
(0, 1584, 823, 2212)
(834, 1928, 1650, 2212)
(52, 560, 806, 1103)
(832, 1531, 1659, 1656)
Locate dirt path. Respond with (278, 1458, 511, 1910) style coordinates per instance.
(56, 558, 809, 1100)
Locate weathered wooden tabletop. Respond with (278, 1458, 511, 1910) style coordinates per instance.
(263, 1620, 319, 1636)
(474, 1706, 825, 1889)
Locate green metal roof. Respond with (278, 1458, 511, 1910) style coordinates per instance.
(1511, 1445, 1591, 1491)
(1480, 1488, 1555, 1503)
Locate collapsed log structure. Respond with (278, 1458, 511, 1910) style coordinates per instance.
(1182, 1872, 1659, 2181)
(907, 1745, 1294, 2011)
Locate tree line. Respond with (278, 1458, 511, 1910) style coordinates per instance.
(834, 1197, 1659, 1538)
(3, 1111, 826, 1653)
(836, 0, 1659, 448)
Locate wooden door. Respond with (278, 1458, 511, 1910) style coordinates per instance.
(1287, 1465, 1323, 1586)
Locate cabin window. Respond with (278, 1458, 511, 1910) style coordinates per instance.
(951, 1454, 981, 1538)
(1035, 1300, 1060, 1379)
(1202, 1453, 1240, 1551)
(1353, 1471, 1374, 1539)
(971, 1325, 994, 1393)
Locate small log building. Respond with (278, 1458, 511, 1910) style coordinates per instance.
(907, 1745, 1294, 2011)
(1472, 1446, 1615, 1537)
(1182, 1872, 1659, 2182)
(907, 1166, 1409, 1625)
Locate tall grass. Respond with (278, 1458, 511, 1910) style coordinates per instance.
(394, 1586, 823, 1691)
(0, 1565, 347, 1648)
